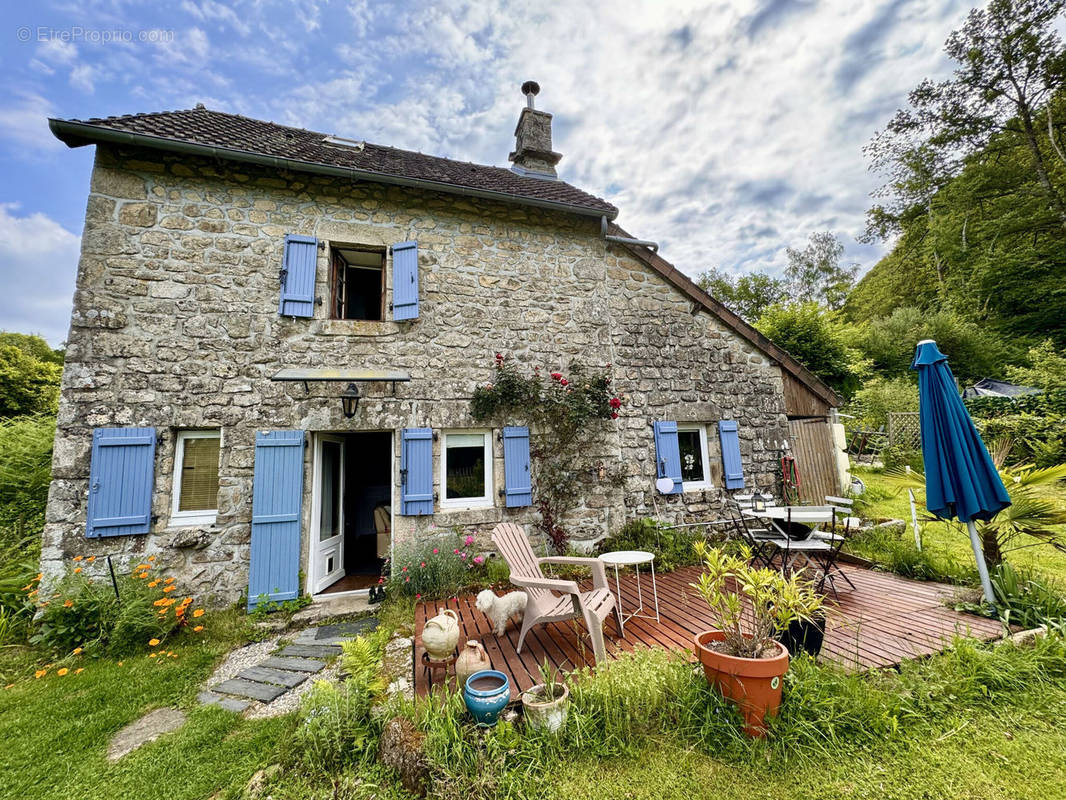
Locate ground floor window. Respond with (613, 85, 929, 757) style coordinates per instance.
(678, 425, 710, 491)
(171, 430, 221, 526)
(440, 431, 492, 509)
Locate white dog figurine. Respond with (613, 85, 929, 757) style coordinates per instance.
(476, 589, 527, 636)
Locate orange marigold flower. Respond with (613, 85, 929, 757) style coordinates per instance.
(148, 638, 160, 646)
(117, 661, 124, 666)
(162, 598, 176, 606)
(73, 567, 82, 574)
(57, 668, 69, 677)
(28, 589, 38, 597)
(4, 683, 13, 689)
(34, 670, 47, 679)
(192, 609, 204, 618)
(86, 556, 96, 563)
(164, 577, 175, 584)
(75, 668, 84, 675)
(136, 563, 150, 570)
(162, 585, 176, 593)
(149, 653, 157, 659)
(21, 584, 32, 591)
(148, 581, 159, 588)
(73, 556, 83, 562)
(175, 607, 185, 617)
(180, 597, 192, 605)
(153, 599, 166, 607)
(193, 625, 204, 632)
(34, 573, 41, 581)
(167, 652, 177, 658)
(73, 647, 83, 655)
(147, 555, 156, 561)
(63, 600, 73, 608)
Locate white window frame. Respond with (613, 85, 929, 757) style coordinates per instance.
(169, 430, 221, 527)
(439, 429, 494, 511)
(677, 425, 711, 492)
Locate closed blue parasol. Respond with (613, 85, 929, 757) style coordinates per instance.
(912, 340, 1011, 604)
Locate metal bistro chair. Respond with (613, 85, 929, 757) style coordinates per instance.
(810, 498, 857, 595)
(724, 499, 785, 569)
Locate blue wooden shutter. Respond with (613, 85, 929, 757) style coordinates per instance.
(653, 421, 682, 494)
(502, 426, 532, 508)
(400, 427, 433, 515)
(279, 234, 318, 317)
(718, 420, 745, 489)
(86, 427, 157, 538)
(248, 430, 305, 610)
(391, 241, 419, 321)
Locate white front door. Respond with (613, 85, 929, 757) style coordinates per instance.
(312, 435, 345, 593)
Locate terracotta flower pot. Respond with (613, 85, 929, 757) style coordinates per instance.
(693, 630, 790, 737)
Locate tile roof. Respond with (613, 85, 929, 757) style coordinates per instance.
(49, 106, 617, 218)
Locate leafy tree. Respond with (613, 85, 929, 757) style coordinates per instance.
(0, 415, 55, 548)
(866, 0, 1066, 236)
(0, 343, 62, 419)
(844, 376, 920, 431)
(0, 333, 63, 366)
(784, 232, 858, 309)
(858, 306, 1012, 383)
(756, 303, 870, 396)
(696, 268, 786, 322)
(1007, 339, 1066, 390)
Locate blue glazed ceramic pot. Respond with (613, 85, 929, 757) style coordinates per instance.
(463, 670, 510, 726)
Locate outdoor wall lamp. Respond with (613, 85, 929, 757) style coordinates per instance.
(752, 491, 768, 513)
(340, 383, 361, 418)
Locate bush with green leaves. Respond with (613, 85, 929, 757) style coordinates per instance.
(30, 559, 193, 657)
(1006, 339, 1066, 392)
(386, 531, 494, 600)
(0, 414, 55, 551)
(0, 541, 38, 646)
(844, 376, 918, 431)
(600, 517, 717, 572)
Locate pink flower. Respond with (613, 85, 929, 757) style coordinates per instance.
(405, 577, 410, 583)
(464, 535, 474, 546)
(473, 555, 485, 565)
(460, 553, 467, 560)
(432, 548, 439, 554)
(485, 384, 494, 390)
(454, 548, 460, 554)
(420, 561, 426, 568)
(401, 566, 408, 572)
(416, 593, 422, 600)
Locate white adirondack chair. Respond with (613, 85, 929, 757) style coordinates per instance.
(491, 522, 621, 664)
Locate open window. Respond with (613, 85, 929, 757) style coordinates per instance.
(440, 431, 493, 510)
(677, 425, 711, 492)
(171, 430, 221, 527)
(329, 244, 385, 321)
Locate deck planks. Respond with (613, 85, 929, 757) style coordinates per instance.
(413, 564, 1007, 699)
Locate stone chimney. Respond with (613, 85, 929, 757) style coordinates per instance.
(508, 81, 562, 179)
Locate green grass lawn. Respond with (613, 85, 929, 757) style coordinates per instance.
(850, 465, 1066, 585)
(0, 611, 290, 800)
(548, 685, 1066, 800)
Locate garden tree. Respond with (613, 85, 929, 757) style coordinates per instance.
(0, 339, 62, 418)
(855, 0, 1066, 346)
(858, 306, 1012, 383)
(696, 268, 786, 323)
(1007, 339, 1066, 390)
(783, 232, 858, 310)
(845, 376, 919, 431)
(0, 332, 64, 366)
(0, 415, 56, 549)
(755, 303, 869, 397)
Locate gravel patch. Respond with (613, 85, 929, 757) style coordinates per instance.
(246, 659, 342, 719)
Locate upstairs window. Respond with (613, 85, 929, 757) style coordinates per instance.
(171, 430, 221, 526)
(440, 431, 493, 509)
(330, 244, 385, 321)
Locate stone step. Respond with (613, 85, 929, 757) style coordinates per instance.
(198, 691, 253, 713)
(294, 617, 379, 646)
(238, 666, 308, 688)
(259, 656, 326, 673)
(278, 644, 342, 659)
(213, 678, 287, 703)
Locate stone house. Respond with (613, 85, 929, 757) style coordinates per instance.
(43, 86, 840, 606)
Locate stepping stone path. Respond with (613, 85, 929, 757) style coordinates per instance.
(201, 616, 378, 710)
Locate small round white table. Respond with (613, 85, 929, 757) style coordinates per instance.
(598, 550, 660, 637)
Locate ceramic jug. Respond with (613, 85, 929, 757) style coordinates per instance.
(422, 609, 460, 659)
(455, 640, 491, 686)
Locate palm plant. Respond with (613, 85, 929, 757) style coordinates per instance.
(882, 440, 1066, 570)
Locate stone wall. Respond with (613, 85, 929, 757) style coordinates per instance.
(42, 144, 789, 603)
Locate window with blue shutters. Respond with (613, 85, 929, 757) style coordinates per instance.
(279, 234, 318, 317)
(718, 420, 745, 489)
(653, 421, 682, 494)
(502, 426, 532, 507)
(86, 427, 157, 538)
(247, 431, 305, 609)
(391, 241, 419, 321)
(400, 428, 434, 515)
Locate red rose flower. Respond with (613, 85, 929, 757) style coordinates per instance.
(559, 378, 569, 387)
(611, 412, 619, 419)
(609, 397, 622, 409)
(550, 372, 562, 381)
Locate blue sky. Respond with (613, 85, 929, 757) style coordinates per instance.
(0, 0, 978, 345)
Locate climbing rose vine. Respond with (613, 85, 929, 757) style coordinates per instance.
(470, 353, 623, 552)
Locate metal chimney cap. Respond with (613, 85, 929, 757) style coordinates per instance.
(521, 80, 540, 97)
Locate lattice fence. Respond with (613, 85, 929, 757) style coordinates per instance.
(887, 412, 921, 450)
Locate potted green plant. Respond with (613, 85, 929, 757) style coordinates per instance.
(689, 541, 823, 736)
(521, 661, 569, 733)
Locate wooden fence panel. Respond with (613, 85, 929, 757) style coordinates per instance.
(788, 418, 840, 504)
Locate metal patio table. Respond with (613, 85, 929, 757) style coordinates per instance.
(598, 550, 660, 637)
(742, 506, 854, 594)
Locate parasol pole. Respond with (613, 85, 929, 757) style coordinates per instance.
(965, 519, 996, 606)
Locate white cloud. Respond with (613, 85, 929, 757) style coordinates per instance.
(69, 63, 97, 93)
(0, 205, 80, 346)
(0, 94, 63, 153)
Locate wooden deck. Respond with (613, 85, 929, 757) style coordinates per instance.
(414, 564, 1007, 699)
